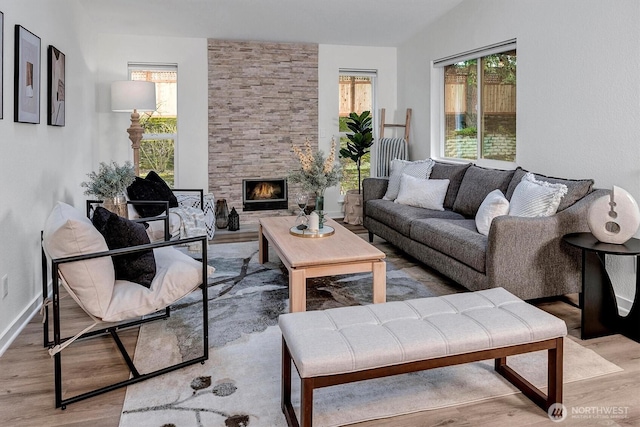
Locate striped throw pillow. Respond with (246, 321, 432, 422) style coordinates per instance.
(509, 173, 568, 217)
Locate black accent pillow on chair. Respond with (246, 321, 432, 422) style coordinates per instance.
(92, 207, 156, 288)
(127, 171, 178, 217)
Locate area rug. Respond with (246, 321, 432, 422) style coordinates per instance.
(119, 240, 622, 427)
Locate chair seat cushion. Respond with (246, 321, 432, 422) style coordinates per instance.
(103, 246, 210, 322)
(145, 211, 183, 242)
(43, 202, 115, 319)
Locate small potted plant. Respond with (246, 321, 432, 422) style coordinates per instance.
(81, 161, 136, 218)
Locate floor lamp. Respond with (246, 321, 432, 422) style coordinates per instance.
(111, 81, 157, 176)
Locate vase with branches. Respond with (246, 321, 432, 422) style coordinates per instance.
(288, 138, 342, 228)
(339, 111, 373, 194)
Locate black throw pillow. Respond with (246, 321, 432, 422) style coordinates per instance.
(92, 207, 156, 288)
(127, 171, 178, 217)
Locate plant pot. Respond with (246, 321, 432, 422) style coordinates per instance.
(102, 194, 128, 219)
(343, 189, 363, 225)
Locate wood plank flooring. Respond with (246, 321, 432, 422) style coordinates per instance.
(1, 222, 639, 426)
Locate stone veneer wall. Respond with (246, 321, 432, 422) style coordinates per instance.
(208, 40, 318, 226)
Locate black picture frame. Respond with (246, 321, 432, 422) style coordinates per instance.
(14, 25, 41, 124)
(0, 12, 4, 120)
(48, 45, 65, 126)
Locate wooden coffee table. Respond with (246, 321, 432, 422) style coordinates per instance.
(258, 216, 386, 312)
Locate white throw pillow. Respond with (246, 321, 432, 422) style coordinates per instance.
(394, 174, 450, 211)
(475, 189, 510, 236)
(383, 158, 435, 201)
(43, 202, 115, 319)
(509, 173, 568, 217)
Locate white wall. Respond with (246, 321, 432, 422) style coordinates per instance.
(318, 44, 397, 216)
(398, 0, 640, 305)
(0, 0, 99, 354)
(95, 34, 209, 191)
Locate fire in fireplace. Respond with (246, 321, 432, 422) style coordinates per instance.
(242, 178, 288, 211)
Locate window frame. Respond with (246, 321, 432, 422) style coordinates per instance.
(434, 40, 517, 169)
(338, 69, 378, 192)
(128, 63, 179, 185)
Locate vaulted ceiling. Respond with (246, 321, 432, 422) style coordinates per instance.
(78, 0, 463, 47)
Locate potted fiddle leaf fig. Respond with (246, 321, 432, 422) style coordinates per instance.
(339, 110, 373, 194)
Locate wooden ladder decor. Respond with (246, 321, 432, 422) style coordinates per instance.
(379, 108, 412, 141)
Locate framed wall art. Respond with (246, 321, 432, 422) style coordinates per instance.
(14, 25, 41, 124)
(1, 12, 4, 120)
(48, 45, 65, 126)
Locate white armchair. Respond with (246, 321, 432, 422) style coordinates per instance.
(42, 201, 212, 408)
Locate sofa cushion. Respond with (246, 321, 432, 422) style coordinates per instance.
(395, 175, 449, 211)
(452, 165, 515, 218)
(509, 173, 568, 217)
(410, 219, 487, 273)
(429, 161, 472, 210)
(366, 199, 465, 236)
(475, 189, 510, 236)
(383, 158, 434, 201)
(505, 167, 593, 212)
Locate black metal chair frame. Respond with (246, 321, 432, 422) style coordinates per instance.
(87, 189, 204, 242)
(41, 233, 209, 409)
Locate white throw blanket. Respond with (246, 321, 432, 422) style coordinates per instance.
(170, 206, 208, 251)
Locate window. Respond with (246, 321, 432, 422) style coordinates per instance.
(129, 64, 178, 186)
(338, 71, 376, 193)
(437, 41, 516, 163)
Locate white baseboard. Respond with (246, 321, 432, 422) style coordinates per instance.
(0, 294, 42, 357)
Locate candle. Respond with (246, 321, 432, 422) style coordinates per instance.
(309, 212, 319, 232)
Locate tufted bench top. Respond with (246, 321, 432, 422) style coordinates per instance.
(279, 287, 567, 378)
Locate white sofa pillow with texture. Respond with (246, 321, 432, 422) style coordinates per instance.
(510, 172, 568, 217)
(383, 158, 435, 201)
(475, 189, 510, 236)
(395, 174, 450, 211)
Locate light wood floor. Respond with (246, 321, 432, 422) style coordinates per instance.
(2, 224, 639, 426)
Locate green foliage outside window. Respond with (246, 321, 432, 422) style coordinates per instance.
(139, 115, 176, 186)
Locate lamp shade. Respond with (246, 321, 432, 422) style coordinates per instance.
(111, 81, 157, 112)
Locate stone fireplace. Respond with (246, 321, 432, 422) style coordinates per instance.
(207, 39, 318, 226)
(243, 178, 288, 211)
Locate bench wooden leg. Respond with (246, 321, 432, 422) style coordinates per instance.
(494, 337, 563, 411)
(301, 378, 314, 427)
(547, 337, 564, 408)
(282, 338, 299, 427)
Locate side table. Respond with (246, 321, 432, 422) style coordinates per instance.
(563, 232, 640, 341)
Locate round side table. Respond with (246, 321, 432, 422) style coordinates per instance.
(563, 232, 640, 341)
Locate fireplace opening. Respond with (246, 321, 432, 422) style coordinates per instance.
(243, 178, 288, 211)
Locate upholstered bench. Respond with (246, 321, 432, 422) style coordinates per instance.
(279, 287, 566, 427)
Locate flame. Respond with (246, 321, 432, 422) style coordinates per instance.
(250, 182, 280, 200)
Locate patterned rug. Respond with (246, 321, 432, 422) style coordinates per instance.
(119, 239, 622, 427)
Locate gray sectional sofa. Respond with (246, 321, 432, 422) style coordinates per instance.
(363, 161, 607, 300)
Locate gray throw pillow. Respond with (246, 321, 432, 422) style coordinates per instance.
(429, 161, 472, 209)
(92, 207, 156, 288)
(453, 165, 515, 218)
